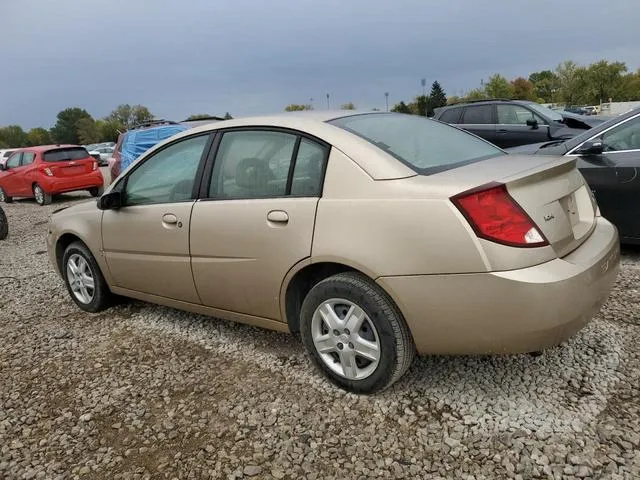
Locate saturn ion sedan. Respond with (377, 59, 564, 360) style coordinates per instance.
(46, 112, 620, 393)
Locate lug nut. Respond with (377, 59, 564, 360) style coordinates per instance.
(344, 329, 350, 335)
(337, 343, 344, 350)
(333, 329, 340, 336)
(348, 342, 354, 349)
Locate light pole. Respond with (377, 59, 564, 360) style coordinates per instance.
(310, 98, 314, 109)
(384, 92, 389, 112)
(326, 93, 330, 109)
(421, 78, 426, 97)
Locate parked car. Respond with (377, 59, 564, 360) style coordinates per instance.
(0, 145, 104, 205)
(0, 205, 7, 240)
(564, 106, 588, 115)
(433, 99, 603, 148)
(47, 111, 619, 393)
(109, 120, 189, 180)
(508, 106, 640, 244)
(0, 149, 16, 168)
(88, 145, 114, 165)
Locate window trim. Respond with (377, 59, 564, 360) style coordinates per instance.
(114, 132, 215, 207)
(196, 126, 331, 202)
(566, 112, 640, 156)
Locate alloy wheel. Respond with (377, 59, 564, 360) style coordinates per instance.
(34, 185, 44, 205)
(66, 254, 95, 304)
(311, 298, 381, 380)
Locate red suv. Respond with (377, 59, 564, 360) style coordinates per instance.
(0, 145, 104, 206)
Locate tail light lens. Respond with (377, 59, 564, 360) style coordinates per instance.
(451, 183, 548, 248)
(92, 161, 98, 171)
(43, 167, 53, 177)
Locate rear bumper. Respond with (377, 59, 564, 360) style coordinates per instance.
(41, 171, 103, 194)
(377, 217, 620, 355)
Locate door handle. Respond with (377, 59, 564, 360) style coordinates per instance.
(497, 129, 508, 133)
(267, 210, 289, 223)
(162, 213, 178, 225)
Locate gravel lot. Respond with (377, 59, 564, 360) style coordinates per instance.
(1, 195, 639, 480)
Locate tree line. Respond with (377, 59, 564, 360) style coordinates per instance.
(0, 106, 234, 149)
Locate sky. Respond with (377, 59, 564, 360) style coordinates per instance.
(1, 0, 639, 129)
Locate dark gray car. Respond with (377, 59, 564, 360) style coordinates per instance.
(508, 107, 640, 244)
(434, 99, 604, 149)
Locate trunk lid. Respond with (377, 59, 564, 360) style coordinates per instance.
(437, 154, 597, 262)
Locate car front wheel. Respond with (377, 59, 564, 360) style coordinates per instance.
(62, 241, 113, 312)
(0, 206, 8, 240)
(33, 184, 51, 206)
(300, 272, 415, 394)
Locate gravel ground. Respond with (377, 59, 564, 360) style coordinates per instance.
(1, 195, 639, 480)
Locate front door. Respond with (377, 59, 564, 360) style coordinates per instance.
(2, 152, 24, 196)
(102, 133, 212, 303)
(495, 104, 549, 148)
(190, 129, 329, 320)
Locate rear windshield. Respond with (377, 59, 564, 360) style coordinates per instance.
(328, 113, 504, 174)
(43, 147, 90, 162)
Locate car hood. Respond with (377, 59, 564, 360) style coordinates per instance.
(558, 112, 604, 129)
(51, 199, 98, 220)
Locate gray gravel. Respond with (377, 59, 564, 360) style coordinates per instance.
(1, 194, 640, 479)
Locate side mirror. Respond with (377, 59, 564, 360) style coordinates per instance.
(526, 118, 539, 129)
(576, 139, 604, 155)
(97, 191, 122, 210)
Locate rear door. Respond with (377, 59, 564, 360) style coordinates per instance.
(190, 129, 329, 320)
(495, 104, 550, 148)
(459, 105, 497, 145)
(16, 151, 37, 196)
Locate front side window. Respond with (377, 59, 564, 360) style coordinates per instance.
(461, 105, 493, 124)
(497, 105, 544, 125)
(209, 130, 297, 199)
(124, 134, 209, 206)
(329, 113, 504, 174)
(601, 116, 640, 152)
(6, 153, 22, 168)
(21, 152, 36, 165)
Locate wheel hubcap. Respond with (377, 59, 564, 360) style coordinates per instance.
(311, 299, 381, 380)
(66, 254, 95, 304)
(34, 187, 43, 204)
(0, 191, 4, 202)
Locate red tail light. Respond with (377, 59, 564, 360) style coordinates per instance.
(43, 167, 53, 177)
(451, 183, 548, 248)
(92, 161, 98, 171)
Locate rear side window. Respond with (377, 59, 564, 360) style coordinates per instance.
(21, 152, 36, 165)
(439, 108, 462, 124)
(43, 147, 90, 162)
(461, 105, 493, 124)
(329, 113, 504, 174)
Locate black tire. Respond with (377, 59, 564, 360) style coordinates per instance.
(300, 272, 415, 394)
(89, 186, 104, 198)
(0, 206, 8, 240)
(62, 241, 113, 312)
(33, 183, 51, 206)
(0, 187, 12, 203)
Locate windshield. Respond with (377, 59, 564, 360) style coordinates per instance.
(328, 113, 504, 174)
(526, 103, 564, 122)
(43, 147, 90, 162)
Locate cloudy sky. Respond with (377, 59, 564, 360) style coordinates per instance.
(2, 0, 639, 128)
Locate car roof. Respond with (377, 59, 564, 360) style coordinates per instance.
(16, 144, 83, 152)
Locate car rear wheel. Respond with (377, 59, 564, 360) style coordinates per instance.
(89, 187, 104, 197)
(62, 241, 113, 312)
(0, 187, 12, 203)
(300, 272, 415, 394)
(33, 184, 51, 206)
(0, 206, 8, 240)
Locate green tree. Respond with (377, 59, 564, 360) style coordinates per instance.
(284, 104, 313, 111)
(528, 70, 558, 102)
(428, 80, 447, 114)
(340, 102, 356, 110)
(223, 112, 233, 120)
(50, 107, 93, 144)
(0, 125, 29, 147)
(510, 77, 535, 100)
(26, 128, 52, 146)
(464, 88, 488, 101)
(583, 60, 627, 104)
(485, 74, 513, 98)
(391, 101, 412, 114)
(99, 119, 124, 143)
(407, 95, 429, 116)
(446, 96, 462, 105)
(617, 69, 640, 101)
(555, 61, 587, 105)
(76, 117, 101, 145)
(185, 114, 213, 120)
(106, 104, 154, 129)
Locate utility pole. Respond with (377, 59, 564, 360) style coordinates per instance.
(384, 92, 389, 112)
